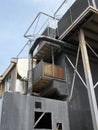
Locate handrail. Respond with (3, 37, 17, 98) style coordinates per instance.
(24, 12, 58, 39)
(54, 0, 76, 19)
(54, 0, 67, 16)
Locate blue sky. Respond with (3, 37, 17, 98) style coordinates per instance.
(0, 0, 66, 74)
(0, 0, 76, 75)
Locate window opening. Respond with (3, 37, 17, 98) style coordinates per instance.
(56, 123, 62, 130)
(34, 112, 52, 129)
(35, 102, 41, 109)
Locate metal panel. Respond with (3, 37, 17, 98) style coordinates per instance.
(33, 60, 65, 82)
(33, 60, 67, 99)
(33, 60, 43, 82)
(71, 0, 89, 22)
(58, 10, 71, 37)
(58, 0, 98, 38)
(41, 27, 56, 38)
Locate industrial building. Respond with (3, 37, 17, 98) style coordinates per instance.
(0, 0, 98, 130)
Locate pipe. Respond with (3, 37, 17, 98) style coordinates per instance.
(28, 36, 67, 94)
(29, 35, 67, 54)
(28, 53, 33, 94)
(54, 0, 67, 17)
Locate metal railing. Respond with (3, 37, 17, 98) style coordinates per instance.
(54, 0, 76, 19)
(17, 0, 76, 57)
(17, 12, 59, 58)
(24, 12, 58, 41)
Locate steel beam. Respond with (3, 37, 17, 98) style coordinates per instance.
(34, 113, 45, 128)
(79, 29, 98, 130)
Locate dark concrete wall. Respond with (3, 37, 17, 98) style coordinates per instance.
(65, 52, 98, 130)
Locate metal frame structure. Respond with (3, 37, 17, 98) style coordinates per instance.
(26, 6, 98, 128)
(54, 0, 76, 17)
(1, 0, 98, 130)
(79, 29, 98, 130)
(54, 1, 98, 129)
(19, 1, 98, 129)
(16, 12, 59, 58)
(65, 29, 98, 130)
(24, 12, 58, 40)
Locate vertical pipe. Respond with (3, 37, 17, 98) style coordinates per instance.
(79, 29, 98, 130)
(28, 53, 33, 94)
(51, 46, 54, 77)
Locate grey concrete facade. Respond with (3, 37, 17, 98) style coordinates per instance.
(0, 92, 70, 130)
